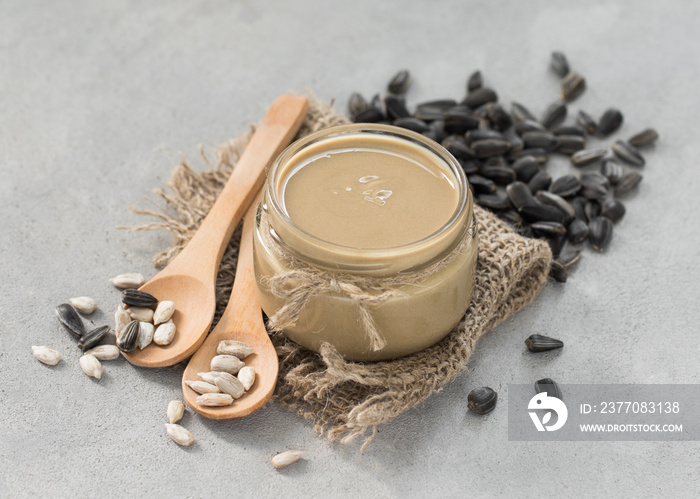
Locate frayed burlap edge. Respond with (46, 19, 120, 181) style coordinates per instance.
(124, 93, 552, 449)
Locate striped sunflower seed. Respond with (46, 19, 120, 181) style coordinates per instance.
(78, 325, 109, 351)
(387, 69, 410, 94)
(471, 139, 510, 158)
(576, 110, 597, 134)
(109, 273, 145, 289)
(511, 102, 537, 124)
(541, 101, 567, 129)
(527, 171, 552, 193)
(512, 156, 539, 182)
(271, 450, 305, 469)
(467, 387, 498, 415)
(525, 334, 564, 352)
(549, 175, 581, 197)
(165, 423, 194, 446)
(615, 172, 643, 197)
(520, 204, 566, 224)
(462, 87, 498, 109)
(121, 289, 158, 308)
(567, 218, 589, 244)
(589, 216, 614, 251)
(79, 354, 102, 380)
(506, 181, 537, 211)
(628, 128, 659, 147)
(55, 303, 85, 339)
(347, 92, 368, 119)
(601, 199, 626, 223)
(557, 248, 582, 268)
(522, 131, 558, 151)
(469, 175, 496, 194)
(535, 191, 576, 223)
(383, 95, 410, 119)
(477, 192, 511, 211)
(571, 148, 607, 167)
(601, 158, 624, 185)
(116, 320, 139, 353)
(561, 71, 586, 102)
(611, 140, 645, 166)
(167, 400, 185, 424)
(467, 70, 483, 93)
(555, 135, 585, 155)
(69, 296, 98, 315)
(550, 51, 570, 78)
(217, 340, 254, 359)
(549, 260, 568, 283)
(535, 378, 563, 400)
(32, 345, 61, 366)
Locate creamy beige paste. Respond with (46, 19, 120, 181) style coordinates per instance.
(279, 135, 458, 249)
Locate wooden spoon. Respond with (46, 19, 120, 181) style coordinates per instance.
(182, 201, 278, 419)
(122, 94, 308, 367)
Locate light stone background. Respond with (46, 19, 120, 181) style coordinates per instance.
(1, 1, 698, 497)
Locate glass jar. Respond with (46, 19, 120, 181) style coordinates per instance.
(253, 124, 478, 361)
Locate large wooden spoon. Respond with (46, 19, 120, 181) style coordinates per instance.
(123, 95, 308, 367)
(182, 201, 278, 419)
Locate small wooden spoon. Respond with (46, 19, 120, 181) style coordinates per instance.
(123, 95, 308, 368)
(183, 201, 278, 419)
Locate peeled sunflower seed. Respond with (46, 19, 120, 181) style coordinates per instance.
(628, 128, 659, 147)
(549, 175, 581, 197)
(525, 334, 564, 353)
(31, 345, 61, 366)
(84, 344, 120, 360)
(185, 380, 221, 395)
(78, 325, 109, 351)
(116, 320, 140, 353)
(121, 289, 158, 308)
(55, 303, 85, 338)
(550, 51, 570, 78)
(69, 296, 98, 315)
(238, 366, 256, 391)
(549, 260, 568, 282)
(154, 320, 176, 346)
(197, 372, 229, 384)
(561, 71, 586, 102)
(588, 216, 614, 251)
(114, 307, 131, 337)
(567, 218, 589, 244)
(601, 199, 626, 223)
(467, 70, 482, 93)
(217, 340, 254, 359)
(387, 69, 410, 94)
(126, 307, 154, 323)
(167, 400, 185, 424)
(614, 172, 643, 197)
(196, 393, 234, 407)
(597, 108, 624, 136)
(210, 355, 245, 375)
(138, 321, 155, 350)
(165, 423, 194, 447)
(79, 354, 103, 380)
(611, 140, 645, 166)
(467, 387, 498, 415)
(109, 273, 145, 289)
(541, 100, 567, 129)
(576, 110, 597, 134)
(214, 372, 246, 399)
(571, 148, 607, 167)
(271, 450, 305, 469)
(535, 378, 563, 400)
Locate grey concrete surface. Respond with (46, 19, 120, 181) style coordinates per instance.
(1, 0, 698, 497)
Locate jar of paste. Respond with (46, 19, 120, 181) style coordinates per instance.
(253, 123, 478, 361)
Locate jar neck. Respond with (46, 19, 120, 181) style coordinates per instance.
(263, 124, 472, 277)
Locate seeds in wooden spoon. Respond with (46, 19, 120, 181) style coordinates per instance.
(197, 371, 229, 384)
(185, 380, 220, 394)
(167, 400, 185, 424)
(153, 300, 175, 325)
(126, 307, 154, 323)
(121, 289, 158, 308)
(211, 355, 245, 375)
(217, 340, 253, 359)
(271, 450, 305, 469)
(138, 322, 155, 349)
(32, 345, 61, 366)
(114, 307, 130, 337)
(196, 393, 234, 407)
(84, 344, 120, 360)
(154, 320, 176, 346)
(109, 273, 145, 289)
(69, 296, 98, 315)
(238, 366, 256, 391)
(165, 423, 194, 446)
(214, 372, 245, 399)
(79, 354, 103, 380)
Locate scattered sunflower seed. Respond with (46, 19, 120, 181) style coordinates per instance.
(535, 191, 576, 223)
(467, 387, 498, 415)
(571, 148, 607, 167)
(477, 192, 511, 211)
(601, 199, 626, 223)
(238, 366, 256, 391)
(541, 100, 567, 129)
(551, 124, 586, 137)
(507, 181, 537, 210)
(84, 344, 120, 361)
(525, 334, 564, 353)
(561, 71, 586, 102)
(393, 117, 429, 133)
(79, 354, 103, 380)
(531, 221, 567, 237)
(116, 320, 139, 353)
(550, 175, 581, 197)
(597, 108, 624, 136)
(55, 303, 85, 339)
(109, 273, 145, 289)
(31, 345, 61, 366)
(383, 95, 410, 119)
(467, 70, 483, 93)
(557, 249, 582, 268)
(550, 51, 570, 78)
(472, 139, 510, 158)
(271, 450, 305, 469)
(387, 69, 410, 94)
(576, 110, 597, 134)
(615, 172, 643, 197)
(165, 423, 194, 447)
(511, 102, 537, 123)
(527, 171, 552, 193)
(555, 135, 586, 155)
(520, 204, 566, 224)
(462, 87, 498, 109)
(588, 216, 614, 251)
(69, 296, 98, 315)
(469, 174, 496, 194)
(549, 260, 568, 282)
(167, 400, 185, 424)
(628, 128, 659, 147)
(600, 158, 624, 185)
(347, 92, 368, 119)
(535, 378, 563, 400)
(611, 140, 645, 166)
(353, 108, 383, 123)
(78, 325, 109, 351)
(567, 218, 589, 244)
(196, 393, 234, 407)
(217, 340, 254, 359)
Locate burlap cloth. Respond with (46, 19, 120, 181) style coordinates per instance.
(129, 95, 553, 448)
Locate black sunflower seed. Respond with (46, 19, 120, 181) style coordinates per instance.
(576, 110, 598, 134)
(549, 260, 568, 282)
(469, 174, 497, 194)
(541, 101, 567, 129)
(55, 303, 86, 339)
(467, 70, 483, 93)
(117, 320, 140, 353)
(615, 172, 643, 197)
(472, 139, 511, 158)
(555, 135, 586, 155)
(467, 387, 498, 415)
(459, 159, 480, 176)
(348, 92, 368, 119)
(387, 69, 411, 94)
(611, 140, 645, 166)
(535, 378, 563, 400)
(581, 181, 608, 200)
(557, 248, 582, 268)
(443, 106, 480, 134)
(585, 200, 601, 221)
(571, 196, 587, 221)
(601, 199, 626, 223)
(426, 119, 448, 143)
(414, 103, 451, 122)
(480, 165, 516, 185)
(515, 147, 549, 165)
(549, 175, 581, 197)
(516, 119, 547, 135)
(122, 289, 158, 308)
(600, 158, 624, 185)
(548, 234, 567, 258)
(465, 129, 505, 143)
(561, 72, 586, 102)
(512, 155, 539, 182)
(509, 135, 524, 156)
(589, 216, 614, 251)
(462, 87, 498, 109)
(441, 135, 475, 161)
(525, 334, 565, 353)
(393, 117, 429, 133)
(520, 204, 566, 224)
(507, 181, 537, 210)
(551, 124, 586, 137)
(353, 108, 384, 123)
(581, 171, 610, 189)
(384, 95, 410, 119)
(550, 51, 570, 78)
(482, 103, 512, 131)
(571, 148, 607, 167)
(528, 171, 552, 193)
(477, 191, 511, 210)
(597, 108, 624, 136)
(535, 191, 575, 223)
(522, 131, 558, 151)
(78, 325, 109, 351)
(511, 102, 537, 124)
(531, 221, 567, 237)
(567, 218, 589, 244)
(628, 128, 659, 147)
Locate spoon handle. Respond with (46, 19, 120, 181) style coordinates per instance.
(159, 95, 309, 284)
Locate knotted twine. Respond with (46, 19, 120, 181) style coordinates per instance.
(127, 95, 553, 448)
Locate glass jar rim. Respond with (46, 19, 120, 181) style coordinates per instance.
(264, 123, 471, 274)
